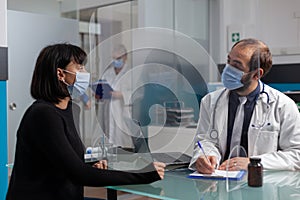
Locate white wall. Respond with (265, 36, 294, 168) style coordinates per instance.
(8, 0, 300, 65)
(175, 0, 209, 42)
(215, 0, 300, 64)
(7, 0, 61, 16)
(139, 0, 209, 43)
(62, 0, 123, 12)
(139, 0, 173, 29)
(0, 0, 7, 46)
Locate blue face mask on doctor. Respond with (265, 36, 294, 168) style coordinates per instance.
(221, 64, 246, 90)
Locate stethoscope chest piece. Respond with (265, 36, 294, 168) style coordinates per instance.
(210, 129, 219, 139)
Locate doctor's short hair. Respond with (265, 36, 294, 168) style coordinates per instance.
(232, 38, 272, 77)
(31, 43, 87, 104)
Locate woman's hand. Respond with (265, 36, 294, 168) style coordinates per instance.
(153, 162, 166, 179)
(93, 160, 108, 169)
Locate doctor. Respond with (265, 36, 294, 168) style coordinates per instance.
(189, 38, 300, 174)
(102, 44, 133, 148)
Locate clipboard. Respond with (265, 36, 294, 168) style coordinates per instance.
(188, 170, 246, 181)
(91, 80, 113, 99)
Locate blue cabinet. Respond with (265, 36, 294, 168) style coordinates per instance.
(0, 81, 8, 199)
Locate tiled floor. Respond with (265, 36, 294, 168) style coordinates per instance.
(84, 187, 159, 200)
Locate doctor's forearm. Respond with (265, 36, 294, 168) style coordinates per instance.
(258, 151, 300, 171)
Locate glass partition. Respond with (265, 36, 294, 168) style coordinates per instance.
(7, 0, 215, 172)
(75, 0, 216, 171)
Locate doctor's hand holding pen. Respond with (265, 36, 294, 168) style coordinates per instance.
(196, 156, 250, 173)
(196, 141, 217, 174)
(196, 156, 217, 174)
(196, 140, 251, 173)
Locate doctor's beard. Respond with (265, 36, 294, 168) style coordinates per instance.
(233, 72, 255, 94)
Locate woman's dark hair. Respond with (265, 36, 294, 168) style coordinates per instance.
(31, 43, 87, 104)
(232, 38, 272, 77)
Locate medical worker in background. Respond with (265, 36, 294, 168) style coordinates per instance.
(101, 44, 134, 149)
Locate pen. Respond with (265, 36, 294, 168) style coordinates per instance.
(197, 141, 212, 166)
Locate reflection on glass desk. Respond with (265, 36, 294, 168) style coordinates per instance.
(107, 169, 300, 200)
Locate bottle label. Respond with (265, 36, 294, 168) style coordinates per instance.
(248, 166, 263, 187)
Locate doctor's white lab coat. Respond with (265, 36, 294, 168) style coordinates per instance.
(189, 81, 300, 170)
(102, 64, 134, 148)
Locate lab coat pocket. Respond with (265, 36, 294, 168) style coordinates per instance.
(255, 130, 279, 154)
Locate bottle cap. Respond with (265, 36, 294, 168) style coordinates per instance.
(250, 157, 261, 162)
(86, 147, 92, 154)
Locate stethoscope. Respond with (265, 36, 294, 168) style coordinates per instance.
(209, 82, 271, 140)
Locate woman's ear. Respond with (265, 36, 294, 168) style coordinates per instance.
(57, 68, 65, 81)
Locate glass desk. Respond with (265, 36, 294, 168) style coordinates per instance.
(106, 169, 300, 200)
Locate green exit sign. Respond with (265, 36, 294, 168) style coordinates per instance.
(232, 33, 240, 42)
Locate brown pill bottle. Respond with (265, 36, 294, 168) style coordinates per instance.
(248, 157, 263, 187)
